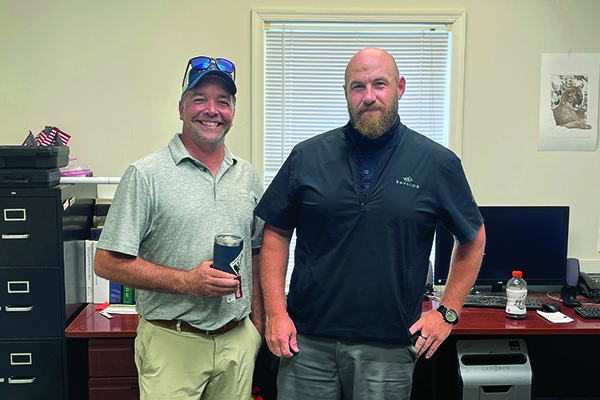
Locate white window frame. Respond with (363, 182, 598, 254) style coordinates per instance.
(250, 9, 467, 178)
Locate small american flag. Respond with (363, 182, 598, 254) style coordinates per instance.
(35, 126, 54, 146)
(53, 134, 64, 146)
(35, 126, 71, 146)
(22, 131, 38, 146)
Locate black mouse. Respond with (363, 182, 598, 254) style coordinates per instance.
(542, 302, 561, 313)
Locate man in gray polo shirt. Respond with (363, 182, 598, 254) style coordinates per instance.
(95, 56, 264, 400)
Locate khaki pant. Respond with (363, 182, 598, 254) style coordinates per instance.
(135, 317, 262, 400)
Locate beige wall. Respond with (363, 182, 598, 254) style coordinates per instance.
(1, 0, 599, 266)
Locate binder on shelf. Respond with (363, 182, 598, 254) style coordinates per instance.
(122, 286, 134, 304)
(84, 240, 95, 302)
(110, 282, 122, 304)
(87, 240, 110, 304)
(93, 275, 110, 304)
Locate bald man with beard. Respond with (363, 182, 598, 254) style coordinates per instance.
(255, 47, 485, 399)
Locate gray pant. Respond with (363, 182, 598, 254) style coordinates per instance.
(277, 333, 417, 400)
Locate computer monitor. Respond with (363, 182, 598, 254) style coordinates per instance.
(434, 206, 569, 292)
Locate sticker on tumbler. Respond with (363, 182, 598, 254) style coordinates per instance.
(230, 251, 243, 276)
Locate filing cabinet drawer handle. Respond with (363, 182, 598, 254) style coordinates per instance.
(5, 306, 33, 312)
(8, 377, 36, 384)
(1, 234, 30, 240)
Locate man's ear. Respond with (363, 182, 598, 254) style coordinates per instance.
(179, 100, 184, 121)
(397, 77, 406, 100)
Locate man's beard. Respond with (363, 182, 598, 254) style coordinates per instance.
(348, 98, 398, 139)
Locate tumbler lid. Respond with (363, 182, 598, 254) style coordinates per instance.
(214, 234, 243, 247)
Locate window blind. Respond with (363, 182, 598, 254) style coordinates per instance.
(264, 25, 451, 186)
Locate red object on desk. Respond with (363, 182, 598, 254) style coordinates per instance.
(66, 303, 139, 338)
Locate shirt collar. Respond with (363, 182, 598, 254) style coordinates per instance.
(168, 133, 237, 167)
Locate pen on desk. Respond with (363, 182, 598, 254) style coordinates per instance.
(99, 311, 113, 319)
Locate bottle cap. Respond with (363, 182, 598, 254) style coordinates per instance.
(512, 270, 523, 277)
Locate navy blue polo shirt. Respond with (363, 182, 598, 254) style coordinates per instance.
(255, 120, 483, 345)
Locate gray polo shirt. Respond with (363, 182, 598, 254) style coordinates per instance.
(98, 134, 264, 330)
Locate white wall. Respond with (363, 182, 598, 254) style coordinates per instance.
(1, 0, 599, 266)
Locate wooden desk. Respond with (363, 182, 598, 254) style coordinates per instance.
(433, 292, 600, 335)
(67, 293, 600, 338)
(66, 304, 140, 400)
(66, 304, 139, 338)
(68, 295, 600, 400)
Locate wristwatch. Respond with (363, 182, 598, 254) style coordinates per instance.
(436, 304, 459, 325)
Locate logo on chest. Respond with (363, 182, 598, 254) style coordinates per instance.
(396, 176, 420, 190)
(239, 189, 255, 199)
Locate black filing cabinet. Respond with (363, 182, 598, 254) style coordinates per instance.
(0, 184, 94, 399)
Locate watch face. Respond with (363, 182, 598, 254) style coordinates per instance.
(446, 309, 458, 323)
(437, 305, 459, 324)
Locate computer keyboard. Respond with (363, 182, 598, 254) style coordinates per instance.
(463, 294, 544, 310)
(574, 307, 600, 319)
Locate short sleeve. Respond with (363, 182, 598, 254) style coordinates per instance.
(436, 157, 483, 245)
(254, 149, 300, 230)
(97, 165, 152, 256)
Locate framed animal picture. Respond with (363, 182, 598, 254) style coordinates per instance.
(538, 53, 599, 151)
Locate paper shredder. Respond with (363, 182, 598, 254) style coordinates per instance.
(457, 339, 532, 400)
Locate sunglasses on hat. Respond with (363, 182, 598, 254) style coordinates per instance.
(182, 56, 236, 94)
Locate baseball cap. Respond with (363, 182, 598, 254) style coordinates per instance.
(182, 56, 237, 95)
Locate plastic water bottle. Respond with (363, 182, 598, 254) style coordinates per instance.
(506, 270, 527, 320)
